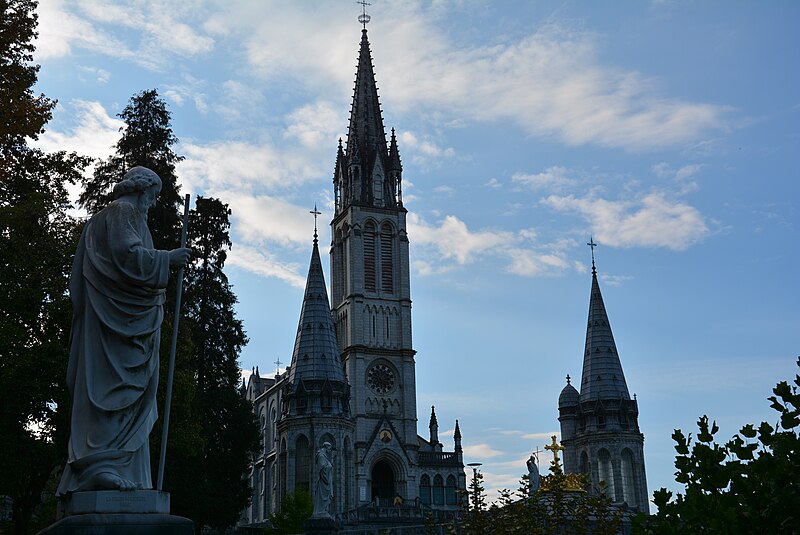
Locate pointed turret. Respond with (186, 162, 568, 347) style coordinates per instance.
(454, 419, 462, 452)
(579, 257, 631, 402)
(429, 406, 439, 447)
(288, 235, 345, 386)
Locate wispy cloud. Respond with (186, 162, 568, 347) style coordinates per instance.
(512, 166, 574, 192)
(542, 192, 709, 250)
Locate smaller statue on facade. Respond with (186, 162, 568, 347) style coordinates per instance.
(313, 442, 334, 518)
(527, 450, 540, 496)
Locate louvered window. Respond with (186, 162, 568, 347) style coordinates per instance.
(364, 223, 376, 291)
(380, 223, 393, 292)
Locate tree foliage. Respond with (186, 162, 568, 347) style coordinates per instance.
(636, 357, 800, 534)
(269, 488, 312, 534)
(167, 197, 260, 533)
(0, 1, 91, 532)
(78, 88, 183, 250)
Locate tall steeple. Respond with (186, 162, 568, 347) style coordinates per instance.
(334, 27, 401, 211)
(579, 243, 630, 402)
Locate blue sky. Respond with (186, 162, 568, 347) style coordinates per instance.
(33, 1, 798, 504)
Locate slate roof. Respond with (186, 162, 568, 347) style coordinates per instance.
(579, 265, 631, 402)
(288, 237, 346, 385)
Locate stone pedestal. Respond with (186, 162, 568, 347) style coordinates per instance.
(304, 515, 339, 535)
(39, 491, 193, 535)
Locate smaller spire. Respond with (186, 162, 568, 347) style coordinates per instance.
(429, 406, 439, 446)
(454, 419, 462, 452)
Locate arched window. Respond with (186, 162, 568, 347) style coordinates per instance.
(621, 449, 637, 507)
(446, 475, 457, 505)
(380, 223, 393, 292)
(580, 451, 590, 474)
(364, 222, 376, 291)
(295, 435, 310, 491)
(598, 449, 615, 499)
(419, 474, 431, 505)
(433, 474, 444, 505)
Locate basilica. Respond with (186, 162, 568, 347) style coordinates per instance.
(240, 25, 466, 527)
(240, 18, 648, 530)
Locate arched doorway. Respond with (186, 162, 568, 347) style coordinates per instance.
(371, 460, 395, 504)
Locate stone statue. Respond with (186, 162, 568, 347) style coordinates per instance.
(313, 442, 334, 518)
(56, 167, 191, 496)
(527, 451, 540, 496)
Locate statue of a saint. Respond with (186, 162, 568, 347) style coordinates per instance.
(313, 442, 334, 518)
(57, 167, 191, 495)
(527, 451, 540, 496)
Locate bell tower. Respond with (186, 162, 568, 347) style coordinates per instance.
(330, 25, 417, 505)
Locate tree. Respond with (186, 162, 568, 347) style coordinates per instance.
(636, 357, 800, 534)
(269, 488, 312, 534)
(0, 1, 91, 532)
(79, 89, 183, 250)
(167, 197, 259, 533)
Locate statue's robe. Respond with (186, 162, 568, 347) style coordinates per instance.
(57, 200, 169, 495)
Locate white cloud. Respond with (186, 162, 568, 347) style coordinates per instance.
(224, 194, 318, 249)
(408, 214, 512, 265)
(284, 101, 342, 148)
(512, 166, 573, 192)
(178, 140, 323, 193)
(506, 249, 570, 277)
(463, 443, 505, 460)
(227, 245, 305, 289)
(400, 131, 455, 160)
(35, 100, 123, 161)
(36, 0, 214, 69)
(542, 192, 709, 250)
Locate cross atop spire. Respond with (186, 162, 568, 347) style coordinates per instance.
(357, 0, 371, 29)
(587, 237, 597, 275)
(310, 205, 321, 244)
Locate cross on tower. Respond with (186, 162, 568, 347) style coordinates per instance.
(310, 205, 321, 244)
(587, 237, 598, 274)
(545, 435, 565, 470)
(274, 358, 283, 377)
(357, 0, 371, 28)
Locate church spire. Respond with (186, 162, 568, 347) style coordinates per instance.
(579, 241, 630, 402)
(429, 405, 439, 446)
(287, 220, 345, 386)
(334, 25, 401, 211)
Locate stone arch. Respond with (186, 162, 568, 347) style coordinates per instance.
(432, 474, 445, 505)
(579, 450, 590, 474)
(446, 475, 457, 505)
(419, 473, 432, 505)
(597, 448, 615, 499)
(620, 448, 637, 507)
(363, 220, 377, 291)
(295, 434, 310, 491)
(368, 450, 406, 503)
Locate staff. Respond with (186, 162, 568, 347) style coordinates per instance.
(157, 193, 191, 491)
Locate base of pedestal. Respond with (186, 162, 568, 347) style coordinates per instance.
(38, 513, 193, 535)
(58, 490, 170, 518)
(304, 515, 340, 534)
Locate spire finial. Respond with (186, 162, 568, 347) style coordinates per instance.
(274, 357, 283, 377)
(357, 0, 371, 29)
(310, 205, 321, 244)
(587, 237, 597, 275)
(566, 373, 571, 385)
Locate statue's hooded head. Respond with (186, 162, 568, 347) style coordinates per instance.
(113, 167, 162, 210)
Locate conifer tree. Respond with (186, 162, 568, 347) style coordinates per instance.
(0, 0, 91, 531)
(169, 197, 259, 532)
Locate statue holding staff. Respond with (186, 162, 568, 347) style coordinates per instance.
(57, 166, 191, 495)
(313, 442, 334, 518)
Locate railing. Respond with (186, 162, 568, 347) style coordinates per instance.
(418, 451, 460, 466)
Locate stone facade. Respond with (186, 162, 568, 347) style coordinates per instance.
(558, 261, 649, 513)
